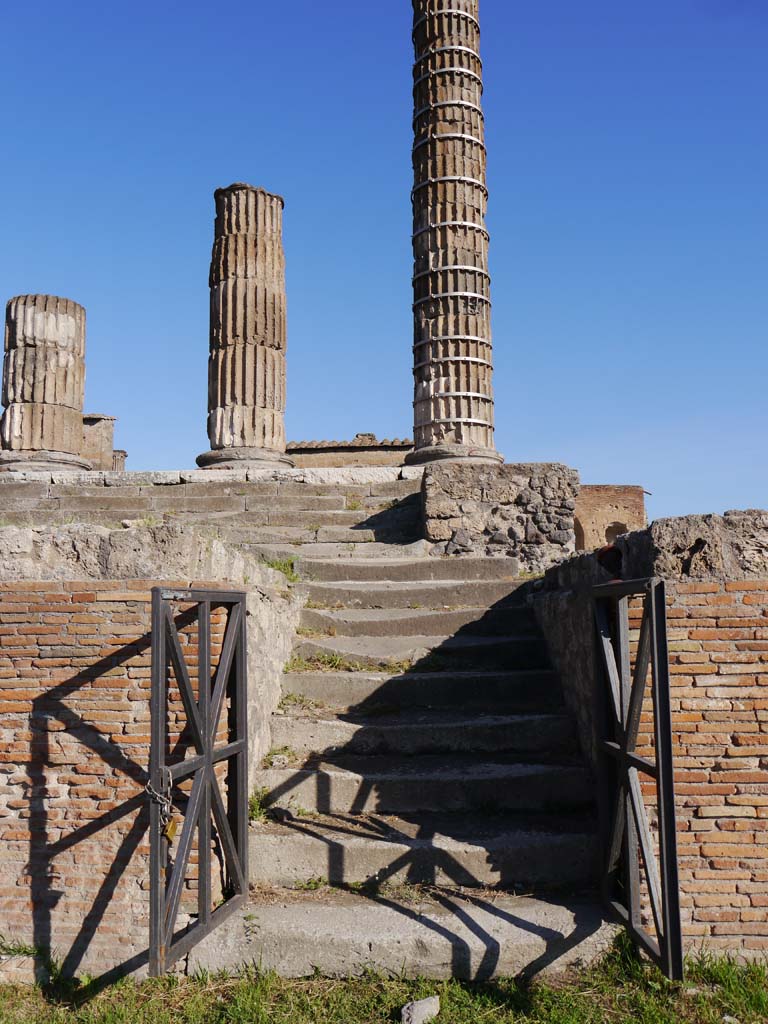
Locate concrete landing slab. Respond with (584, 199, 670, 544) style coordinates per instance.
(187, 890, 617, 980)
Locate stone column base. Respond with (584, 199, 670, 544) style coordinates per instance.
(404, 444, 504, 467)
(196, 446, 295, 470)
(0, 450, 93, 473)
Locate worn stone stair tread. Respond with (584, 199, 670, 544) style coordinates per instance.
(187, 890, 617, 980)
(302, 578, 527, 610)
(297, 556, 521, 582)
(256, 759, 591, 814)
(254, 808, 598, 841)
(281, 668, 563, 710)
(246, 541, 433, 562)
(269, 709, 576, 756)
(299, 605, 536, 638)
(263, 509, 419, 528)
(294, 633, 548, 669)
(248, 811, 598, 888)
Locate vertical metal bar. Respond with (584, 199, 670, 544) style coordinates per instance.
(650, 580, 684, 980)
(198, 601, 211, 927)
(593, 596, 616, 906)
(149, 588, 167, 977)
(233, 596, 248, 891)
(618, 594, 641, 930)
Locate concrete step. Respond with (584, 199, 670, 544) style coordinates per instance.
(256, 758, 591, 814)
(299, 606, 537, 638)
(303, 578, 526, 610)
(269, 709, 576, 757)
(248, 811, 599, 889)
(281, 669, 563, 712)
(298, 557, 521, 582)
(188, 890, 616, 979)
(292, 634, 549, 671)
(246, 541, 432, 563)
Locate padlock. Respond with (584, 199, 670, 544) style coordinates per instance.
(162, 817, 179, 842)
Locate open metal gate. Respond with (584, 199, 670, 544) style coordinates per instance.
(148, 587, 248, 976)
(593, 578, 684, 980)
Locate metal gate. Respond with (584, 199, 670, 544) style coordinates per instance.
(593, 578, 684, 980)
(148, 587, 248, 976)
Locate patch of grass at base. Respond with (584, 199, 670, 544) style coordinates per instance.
(1, 935, 766, 1024)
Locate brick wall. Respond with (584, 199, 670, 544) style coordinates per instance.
(574, 484, 646, 551)
(645, 580, 768, 956)
(0, 580, 232, 980)
(534, 512, 768, 959)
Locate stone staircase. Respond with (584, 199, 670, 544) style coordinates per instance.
(192, 476, 614, 979)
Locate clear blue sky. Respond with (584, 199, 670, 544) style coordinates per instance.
(1, 1, 766, 520)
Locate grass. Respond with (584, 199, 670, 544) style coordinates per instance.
(284, 651, 414, 675)
(0, 938, 765, 1024)
(285, 652, 364, 674)
(278, 693, 323, 711)
(247, 787, 272, 822)
(261, 558, 300, 583)
(262, 746, 296, 768)
(346, 499, 362, 511)
(292, 876, 328, 892)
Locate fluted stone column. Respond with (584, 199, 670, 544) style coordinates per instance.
(406, 0, 502, 466)
(197, 183, 293, 469)
(0, 295, 91, 472)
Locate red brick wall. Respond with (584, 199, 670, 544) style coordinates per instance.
(634, 581, 768, 957)
(575, 484, 646, 551)
(0, 580, 226, 978)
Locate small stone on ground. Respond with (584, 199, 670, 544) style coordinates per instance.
(402, 995, 440, 1024)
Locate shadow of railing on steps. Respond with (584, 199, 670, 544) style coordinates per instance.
(256, 583, 605, 979)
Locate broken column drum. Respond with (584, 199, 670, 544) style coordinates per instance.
(0, 294, 91, 472)
(197, 183, 293, 469)
(407, 0, 502, 465)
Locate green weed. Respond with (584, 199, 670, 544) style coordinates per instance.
(262, 557, 300, 583)
(247, 787, 271, 822)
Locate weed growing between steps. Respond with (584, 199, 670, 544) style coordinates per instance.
(285, 652, 414, 674)
(261, 557, 300, 583)
(1, 937, 766, 1023)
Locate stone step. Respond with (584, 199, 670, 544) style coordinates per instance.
(248, 811, 598, 889)
(274, 479, 421, 499)
(246, 541, 433, 563)
(281, 668, 562, 712)
(303, 578, 527, 610)
(297, 556, 520, 582)
(269, 709, 576, 757)
(256, 758, 591, 814)
(292, 634, 549, 672)
(249, 508, 419, 529)
(254, 495, 349, 511)
(229, 526, 420, 545)
(299, 606, 537, 638)
(188, 891, 616, 979)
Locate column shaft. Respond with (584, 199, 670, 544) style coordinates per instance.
(0, 294, 91, 471)
(197, 183, 292, 469)
(407, 0, 502, 465)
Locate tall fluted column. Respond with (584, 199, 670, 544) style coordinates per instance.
(406, 0, 502, 465)
(197, 183, 293, 469)
(0, 294, 91, 472)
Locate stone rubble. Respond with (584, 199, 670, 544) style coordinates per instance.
(423, 462, 579, 572)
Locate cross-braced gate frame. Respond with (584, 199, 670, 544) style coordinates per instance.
(593, 577, 684, 980)
(148, 587, 248, 976)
